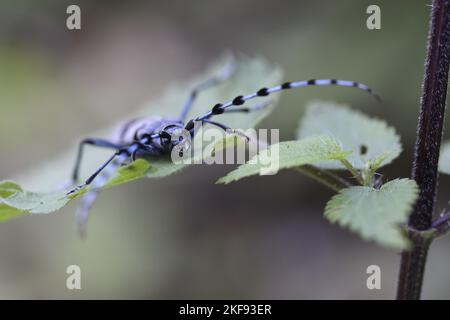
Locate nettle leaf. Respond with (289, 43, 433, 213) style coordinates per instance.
(438, 140, 450, 175)
(104, 159, 153, 188)
(218, 135, 350, 184)
(0, 181, 25, 222)
(324, 178, 418, 249)
(210, 134, 248, 158)
(298, 101, 402, 170)
(0, 181, 22, 198)
(0, 54, 283, 221)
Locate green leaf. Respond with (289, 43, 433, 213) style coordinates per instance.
(0, 162, 153, 221)
(3, 190, 70, 214)
(0, 181, 26, 222)
(0, 205, 24, 222)
(0, 181, 22, 198)
(0, 53, 283, 221)
(324, 178, 418, 250)
(217, 135, 351, 184)
(210, 134, 248, 157)
(104, 159, 152, 188)
(297, 101, 402, 170)
(438, 140, 450, 175)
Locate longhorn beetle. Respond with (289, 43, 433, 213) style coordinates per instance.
(67, 61, 380, 235)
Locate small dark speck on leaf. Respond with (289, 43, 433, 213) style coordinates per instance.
(360, 145, 368, 155)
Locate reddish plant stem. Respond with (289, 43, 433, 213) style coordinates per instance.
(397, 0, 450, 300)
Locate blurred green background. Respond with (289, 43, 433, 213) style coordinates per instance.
(1, 0, 450, 299)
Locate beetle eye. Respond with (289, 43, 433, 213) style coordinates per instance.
(160, 131, 171, 142)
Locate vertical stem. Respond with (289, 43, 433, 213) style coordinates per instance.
(397, 0, 450, 300)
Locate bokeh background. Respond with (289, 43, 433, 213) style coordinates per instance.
(1, 0, 449, 299)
